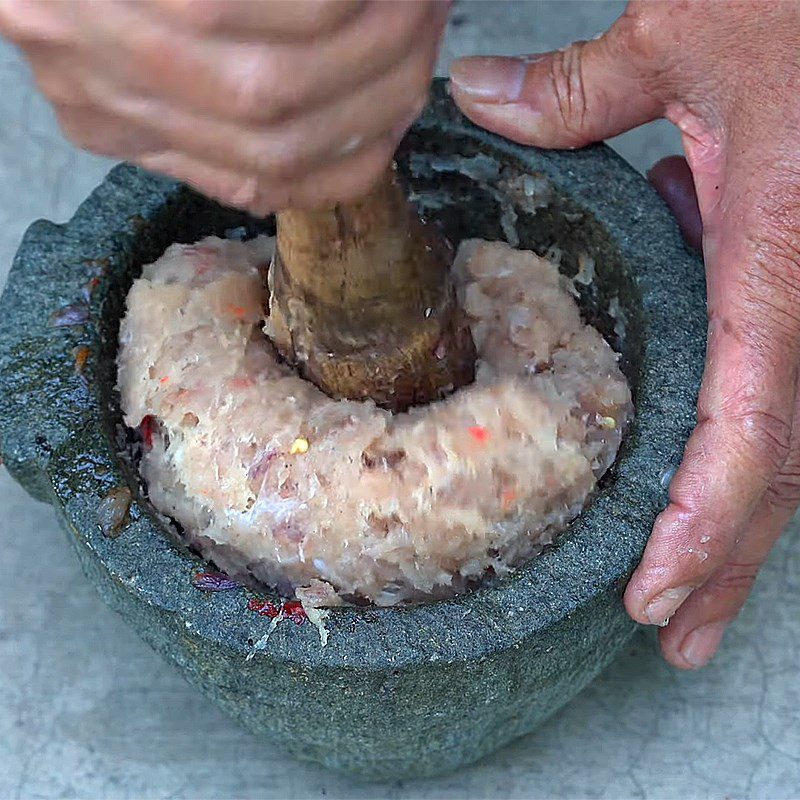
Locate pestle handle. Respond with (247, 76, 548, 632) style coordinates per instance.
(268, 165, 476, 411)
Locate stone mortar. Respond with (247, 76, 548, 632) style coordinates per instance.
(0, 81, 705, 779)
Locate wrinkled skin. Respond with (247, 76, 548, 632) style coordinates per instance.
(3, 0, 799, 669)
(0, 0, 449, 211)
(451, 0, 800, 669)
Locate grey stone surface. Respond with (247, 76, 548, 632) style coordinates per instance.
(0, 2, 797, 798)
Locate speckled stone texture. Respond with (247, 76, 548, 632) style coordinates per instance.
(0, 81, 705, 779)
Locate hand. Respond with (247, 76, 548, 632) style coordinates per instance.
(0, 0, 449, 212)
(450, 1, 800, 668)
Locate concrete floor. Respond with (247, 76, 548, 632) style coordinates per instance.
(1, 3, 798, 798)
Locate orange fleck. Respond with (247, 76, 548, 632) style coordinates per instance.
(228, 304, 247, 318)
(73, 345, 90, 374)
(159, 376, 169, 384)
(501, 489, 517, 509)
(468, 425, 490, 444)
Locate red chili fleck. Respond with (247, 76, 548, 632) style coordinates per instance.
(159, 376, 169, 385)
(247, 597, 305, 623)
(228, 304, 247, 318)
(468, 425, 490, 444)
(80, 276, 101, 303)
(140, 415, 156, 449)
(283, 600, 307, 625)
(248, 598, 281, 618)
(260, 602, 281, 619)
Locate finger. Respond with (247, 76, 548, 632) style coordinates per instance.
(624, 291, 798, 627)
(448, 12, 664, 147)
(72, 34, 435, 181)
(150, 0, 365, 42)
(648, 155, 703, 252)
(0, 0, 79, 44)
(80, 0, 440, 125)
(658, 503, 791, 669)
(625, 163, 800, 629)
(53, 103, 168, 158)
(278, 134, 399, 210)
(656, 369, 800, 669)
(139, 134, 396, 215)
(624, 367, 794, 629)
(17, 40, 96, 106)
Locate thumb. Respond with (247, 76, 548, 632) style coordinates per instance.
(449, 24, 663, 148)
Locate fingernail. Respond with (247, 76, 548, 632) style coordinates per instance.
(680, 621, 727, 668)
(645, 586, 693, 625)
(450, 57, 526, 103)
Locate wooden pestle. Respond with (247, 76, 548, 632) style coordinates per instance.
(267, 164, 476, 412)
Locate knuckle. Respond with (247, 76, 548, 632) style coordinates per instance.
(224, 176, 261, 211)
(596, 4, 673, 106)
(751, 232, 800, 306)
(765, 474, 800, 510)
(0, 0, 56, 43)
(368, 2, 434, 71)
(157, 0, 237, 34)
(409, 90, 428, 119)
(124, 28, 178, 89)
(34, 67, 81, 106)
(615, 3, 664, 67)
(739, 186, 800, 343)
(54, 105, 92, 147)
(707, 561, 761, 595)
(336, 170, 383, 205)
(227, 52, 289, 122)
(688, 532, 730, 573)
(295, 0, 360, 37)
(305, 158, 383, 210)
(739, 255, 800, 346)
(735, 409, 793, 477)
(250, 138, 305, 181)
(653, 504, 730, 576)
(394, 90, 428, 139)
(756, 171, 800, 245)
(0, 0, 26, 41)
(547, 43, 591, 143)
(343, 143, 395, 194)
(764, 451, 800, 509)
(405, 45, 437, 93)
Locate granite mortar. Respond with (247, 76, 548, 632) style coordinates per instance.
(0, 81, 705, 779)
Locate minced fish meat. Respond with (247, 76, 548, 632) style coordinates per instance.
(117, 236, 632, 606)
